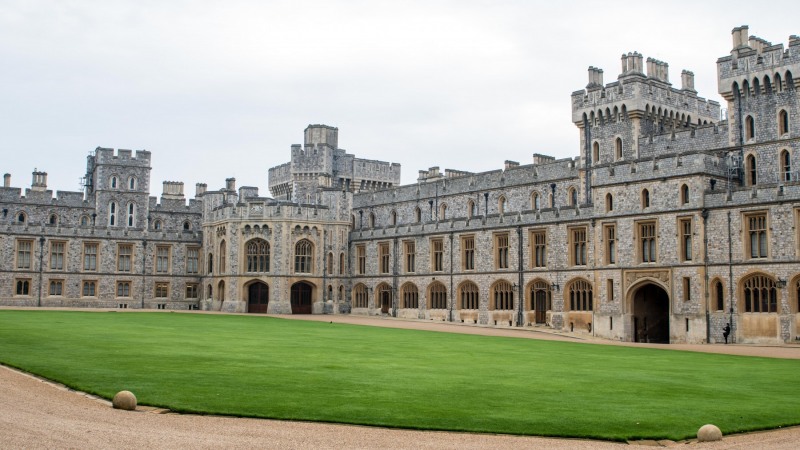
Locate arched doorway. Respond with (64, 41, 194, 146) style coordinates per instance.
(631, 283, 670, 343)
(247, 282, 269, 314)
(376, 283, 392, 314)
(291, 282, 313, 314)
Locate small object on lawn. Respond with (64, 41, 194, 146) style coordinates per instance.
(112, 390, 137, 411)
(697, 424, 722, 442)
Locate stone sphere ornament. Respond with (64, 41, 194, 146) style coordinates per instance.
(112, 390, 137, 411)
(697, 424, 722, 442)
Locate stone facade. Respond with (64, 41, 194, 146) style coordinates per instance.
(2, 26, 799, 344)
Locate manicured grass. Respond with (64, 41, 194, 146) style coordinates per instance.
(0, 310, 798, 441)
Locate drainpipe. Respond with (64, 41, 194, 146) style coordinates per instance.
(392, 237, 398, 318)
(517, 226, 524, 327)
(141, 240, 148, 309)
(322, 231, 328, 314)
(483, 192, 489, 217)
(727, 211, 735, 343)
(449, 232, 454, 322)
(702, 208, 710, 343)
(37, 236, 45, 307)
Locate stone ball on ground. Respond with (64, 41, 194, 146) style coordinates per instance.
(697, 424, 722, 442)
(112, 390, 137, 411)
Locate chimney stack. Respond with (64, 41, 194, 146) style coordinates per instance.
(3, 173, 9, 188)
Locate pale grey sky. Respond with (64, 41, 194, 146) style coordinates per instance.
(1, 1, 797, 195)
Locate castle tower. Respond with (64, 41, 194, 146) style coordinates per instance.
(717, 26, 800, 185)
(86, 148, 152, 228)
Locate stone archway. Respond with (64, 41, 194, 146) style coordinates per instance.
(631, 283, 670, 343)
(290, 282, 313, 314)
(246, 281, 269, 314)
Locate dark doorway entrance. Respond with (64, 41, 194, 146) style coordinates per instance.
(632, 283, 670, 343)
(247, 282, 269, 314)
(291, 282, 313, 314)
(378, 285, 391, 314)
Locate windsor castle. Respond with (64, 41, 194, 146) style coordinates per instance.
(2, 26, 799, 345)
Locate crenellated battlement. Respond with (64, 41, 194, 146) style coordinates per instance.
(93, 147, 151, 166)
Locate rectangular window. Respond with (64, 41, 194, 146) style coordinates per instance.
(15, 279, 31, 296)
(50, 241, 65, 271)
(185, 283, 199, 299)
(679, 218, 693, 262)
(83, 243, 98, 271)
(745, 213, 768, 259)
(48, 280, 64, 296)
(607, 279, 614, 302)
(404, 241, 416, 273)
(155, 282, 169, 299)
(569, 227, 587, 266)
(462, 235, 475, 270)
(432, 238, 444, 272)
(638, 222, 657, 263)
(186, 247, 199, 274)
(82, 280, 96, 297)
(156, 245, 171, 273)
(683, 277, 691, 301)
(531, 230, 546, 268)
(379, 243, 390, 274)
(356, 245, 366, 275)
(117, 281, 131, 298)
(117, 244, 133, 272)
(495, 233, 509, 269)
(604, 225, 616, 265)
(16, 240, 32, 269)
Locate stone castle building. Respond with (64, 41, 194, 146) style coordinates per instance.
(2, 26, 799, 344)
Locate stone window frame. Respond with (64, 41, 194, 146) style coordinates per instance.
(528, 279, 552, 312)
(439, 203, 447, 220)
(743, 210, 768, 260)
(186, 246, 200, 274)
(603, 223, 616, 265)
(494, 232, 510, 270)
(326, 252, 334, 275)
(48, 279, 64, 296)
(567, 226, 588, 267)
(356, 244, 366, 275)
(116, 281, 132, 298)
(431, 237, 444, 272)
(529, 229, 546, 268)
(15, 239, 33, 270)
(778, 109, 789, 136)
(567, 278, 593, 312)
(606, 279, 614, 303)
(155, 245, 172, 274)
(678, 216, 693, 262)
(744, 115, 755, 141)
(467, 199, 476, 218)
(414, 207, 422, 223)
(83, 242, 98, 272)
(615, 137, 623, 160)
(15, 278, 31, 296)
(680, 184, 690, 205)
(403, 240, 415, 274)
(458, 281, 479, 310)
(739, 273, 777, 313)
(245, 239, 270, 273)
(530, 192, 540, 211)
(635, 219, 658, 264)
(592, 141, 600, 164)
(293, 239, 313, 274)
(185, 283, 199, 299)
(378, 242, 391, 274)
(497, 195, 507, 215)
(682, 277, 692, 302)
(154, 282, 169, 299)
(339, 252, 346, 275)
(567, 186, 578, 207)
(462, 235, 475, 271)
(641, 188, 651, 209)
(605, 193, 613, 212)
(219, 240, 227, 273)
(117, 243, 134, 273)
(490, 279, 514, 311)
(82, 280, 97, 297)
(400, 282, 419, 309)
(49, 240, 66, 271)
(711, 278, 725, 312)
(779, 149, 792, 182)
(108, 201, 117, 226)
(427, 282, 447, 310)
(745, 153, 757, 186)
(352, 284, 368, 308)
(390, 210, 397, 226)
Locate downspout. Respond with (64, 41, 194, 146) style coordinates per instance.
(322, 231, 328, 313)
(141, 240, 148, 309)
(727, 211, 735, 343)
(701, 208, 710, 343)
(449, 232, 454, 322)
(392, 237, 398, 318)
(37, 236, 45, 307)
(517, 226, 524, 327)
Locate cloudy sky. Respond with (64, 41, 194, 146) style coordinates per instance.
(1, 1, 797, 196)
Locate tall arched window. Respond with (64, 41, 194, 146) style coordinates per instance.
(712, 279, 724, 311)
(615, 138, 623, 160)
(592, 141, 600, 163)
(245, 239, 270, 273)
(128, 177, 137, 190)
(127, 203, 136, 227)
(746, 154, 757, 185)
(568, 187, 578, 207)
(641, 189, 650, 208)
(339, 252, 345, 275)
(207, 253, 213, 275)
(390, 210, 397, 226)
(568, 279, 593, 311)
(352, 284, 368, 308)
(401, 283, 419, 309)
(108, 202, 117, 226)
(414, 207, 421, 223)
(369, 212, 376, 228)
(605, 193, 613, 212)
(742, 275, 777, 313)
(459, 281, 479, 309)
(218, 280, 225, 302)
(439, 203, 447, 220)
(498, 196, 506, 215)
(680, 184, 690, 205)
(428, 282, 447, 309)
(219, 240, 226, 273)
(492, 280, 514, 310)
(327, 252, 334, 275)
(110, 176, 117, 189)
(294, 239, 313, 273)
(779, 110, 789, 136)
(467, 200, 475, 218)
(780, 150, 792, 182)
(745, 115, 755, 140)
(531, 193, 540, 210)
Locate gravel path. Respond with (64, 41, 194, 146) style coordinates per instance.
(2, 309, 800, 448)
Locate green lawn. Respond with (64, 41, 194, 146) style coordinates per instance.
(0, 310, 798, 441)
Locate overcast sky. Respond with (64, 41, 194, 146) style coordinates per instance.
(1, 1, 797, 196)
